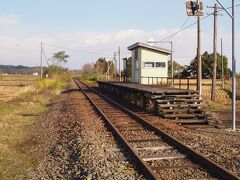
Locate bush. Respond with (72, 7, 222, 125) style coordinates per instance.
(36, 79, 67, 92)
(78, 73, 99, 82)
(43, 65, 71, 81)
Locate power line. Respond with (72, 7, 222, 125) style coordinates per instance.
(160, 14, 211, 41)
(42, 47, 50, 66)
(179, 17, 191, 29)
(44, 43, 107, 56)
(159, 3, 240, 42)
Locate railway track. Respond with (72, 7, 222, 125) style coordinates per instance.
(74, 79, 239, 180)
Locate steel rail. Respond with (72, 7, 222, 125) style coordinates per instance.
(74, 79, 239, 180)
(74, 79, 158, 180)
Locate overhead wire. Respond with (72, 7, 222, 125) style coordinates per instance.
(160, 14, 211, 42)
(44, 43, 107, 56)
(179, 16, 191, 29)
(41, 46, 50, 66)
(159, 3, 240, 42)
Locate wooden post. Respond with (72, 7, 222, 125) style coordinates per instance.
(143, 95, 147, 110)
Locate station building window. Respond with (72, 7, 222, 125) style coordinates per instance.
(156, 62, 166, 68)
(144, 62, 155, 68)
(144, 62, 166, 68)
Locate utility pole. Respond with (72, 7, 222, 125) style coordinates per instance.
(232, 0, 236, 131)
(216, 0, 236, 131)
(118, 47, 121, 81)
(210, 3, 218, 101)
(221, 38, 224, 89)
(197, 16, 202, 95)
(40, 42, 43, 79)
(107, 61, 109, 80)
(170, 41, 173, 82)
(113, 52, 117, 77)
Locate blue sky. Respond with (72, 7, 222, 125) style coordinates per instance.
(0, 0, 239, 72)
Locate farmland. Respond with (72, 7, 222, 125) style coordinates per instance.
(0, 75, 66, 179)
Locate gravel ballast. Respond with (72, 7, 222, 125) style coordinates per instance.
(27, 81, 144, 179)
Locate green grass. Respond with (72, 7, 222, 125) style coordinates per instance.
(78, 73, 98, 82)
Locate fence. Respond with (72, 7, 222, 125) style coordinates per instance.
(140, 77, 226, 90)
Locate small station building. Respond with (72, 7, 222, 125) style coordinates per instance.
(127, 42, 171, 84)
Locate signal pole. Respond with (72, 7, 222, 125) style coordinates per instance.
(40, 42, 43, 79)
(197, 16, 202, 95)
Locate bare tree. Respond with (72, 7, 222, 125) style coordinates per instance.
(82, 63, 95, 74)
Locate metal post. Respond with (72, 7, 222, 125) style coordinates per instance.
(114, 52, 117, 77)
(221, 38, 224, 89)
(216, 0, 237, 131)
(170, 41, 173, 87)
(232, 0, 236, 131)
(211, 4, 218, 101)
(118, 47, 121, 81)
(40, 42, 43, 79)
(197, 17, 202, 95)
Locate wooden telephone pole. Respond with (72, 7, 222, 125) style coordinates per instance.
(207, 3, 221, 101)
(40, 42, 43, 79)
(211, 4, 218, 101)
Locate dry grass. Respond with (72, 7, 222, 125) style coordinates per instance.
(0, 75, 38, 102)
(0, 75, 66, 179)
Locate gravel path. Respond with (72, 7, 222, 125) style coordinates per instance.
(27, 81, 144, 179)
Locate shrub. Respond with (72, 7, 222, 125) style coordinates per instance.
(43, 65, 71, 81)
(79, 73, 99, 82)
(36, 79, 67, 92)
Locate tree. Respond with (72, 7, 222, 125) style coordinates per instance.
(43, 51, 70, 79)
(94, 58, 114, 76)
(168, 61, 185, 78)
(180, 51, 231, 78)
(52, 51, 70, 66)
(82, 63, 95, 74)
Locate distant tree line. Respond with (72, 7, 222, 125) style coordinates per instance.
(170, 51, 231, 79)
(0, 65, 47, 75)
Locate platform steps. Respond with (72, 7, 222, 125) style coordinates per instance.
(152, 93, 208, 125)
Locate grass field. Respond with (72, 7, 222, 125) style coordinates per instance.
(0, 75, 38, 102)
(0, 75, 67, 179)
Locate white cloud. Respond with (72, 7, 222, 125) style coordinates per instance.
(0, 14, 19, 25)
(0, 28, 239, 72)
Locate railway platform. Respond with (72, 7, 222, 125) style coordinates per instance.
(97, 81, 208, 125)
